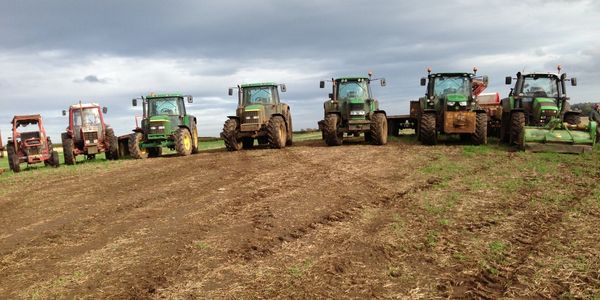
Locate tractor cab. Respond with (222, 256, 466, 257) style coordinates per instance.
(132, 93, 193, 140)
(421, 69, 487, 112)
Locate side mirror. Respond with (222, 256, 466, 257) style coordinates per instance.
(280, 84, 287, 93)
(328, 93, 334, 100)
(319, 81, 325, 89)
(420, 78, 426, 86)
(505, 76, 512, 85)
(228, 88, 233, 96)
(132, 99, 137, 106)
(380, 78, 386, 87)
(187, 96, 193, 103)
(102, 107, 108, 114)
(571, 77, 577, 86)
(62, 110, 66, 116)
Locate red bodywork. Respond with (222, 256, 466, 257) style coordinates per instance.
(65, 104, 109, 156)
(477, 92, 503, 136)
(10, 115, 54, 165)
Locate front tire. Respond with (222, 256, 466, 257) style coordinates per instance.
(61, 132, 76, 165)
(472, 112, 488, 145)
(420, 112, 437, 145)
(324, 114, 343, 146)
(191, 126, 199, 154)
(7, 144, 20, 173)
(510, 111, 525, 149)
(105, 127, 119, 160)
(286, 114, 293, 146)
(50, 151, 60, 167)
(174, 128, 193, 156)
(267, 116, 287, 149)
(221, 119, 242, 151)
(129, 132, 148, 159)
(370, 112, 388, 145)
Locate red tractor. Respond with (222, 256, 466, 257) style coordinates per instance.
(61, 103, 118, 164)
(6, 115, 59, 173)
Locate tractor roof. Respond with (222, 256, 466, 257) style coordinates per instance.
(146, 93, 183, 98)
(12, 115, 42, 125)
(430, 72, 474, 77)
(335, 76, 369, 81)
(240, 82, 279, 88)
(521, 72, 560, 78)
(69, 103, 100, 109)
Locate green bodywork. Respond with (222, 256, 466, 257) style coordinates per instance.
(322, 76, 384, 133)
(137, 93, 197, 149)
(503, 72, 596, 152)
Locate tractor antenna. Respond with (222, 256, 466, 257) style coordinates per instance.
(557, 64, 562, 74)
(368, 70, 373, 79)
(473, 66, 478, 75)
(427, 67, 432, 75)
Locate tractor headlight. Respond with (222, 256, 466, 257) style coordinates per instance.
(447, 102, 456, 106)
(350, 110, 366, 116)
(253, 116, 259, 119)
(93, 139, 98, 143)
(459, 101, 468, 106)
(157, 125, 165, 130)
(150, 126, 157, 130)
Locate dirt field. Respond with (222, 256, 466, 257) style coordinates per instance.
(1, 136, 599, 299)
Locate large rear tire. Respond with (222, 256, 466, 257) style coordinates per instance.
(129, 132, 148, 159)
(61, 132, 76, 165)
(105, 127, 119, 160)
(191, 126, 199, 154)
(420, 112, 437, 145)
(175, 128, 193, 156)
(50, 151, 60, 168)
(370, 112, 388, 145)
(472, 112, 488, 145)
(510, 111, 525, 149)
(267, 116, 286, 149)
(324, 114, 343, 146)
(564, 113, 581, 125)
(221, 119, 242, 151)
(286, 114, 293, 146)
(7, 144, 20, 173)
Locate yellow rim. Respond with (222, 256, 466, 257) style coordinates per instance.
(183, 134, 192, 150)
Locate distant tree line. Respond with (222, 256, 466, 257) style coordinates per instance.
(572, 102, 599, 116)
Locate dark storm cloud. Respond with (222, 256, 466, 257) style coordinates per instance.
(1, 0, 599, 138)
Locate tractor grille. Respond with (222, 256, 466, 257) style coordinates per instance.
(25, 147, 41, 156)
(149, 127, 166, 134)
(83, 131, 99, 143)
(350, 103, 365, 111)
(243, 111, 260, 124)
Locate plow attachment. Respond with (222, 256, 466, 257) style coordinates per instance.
(522, 119, 597, 154)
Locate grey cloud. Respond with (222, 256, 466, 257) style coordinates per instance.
(75, 75, 107, 84)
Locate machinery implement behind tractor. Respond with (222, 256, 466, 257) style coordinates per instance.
(221, 82, 292, 151)
(318, 72, 388, 146)
(6, 115, 59, 172)
(501, 66, 596, 153)
(477, 92, 502, 137)
(128, 93, 199, 158)
(61, 103, 118, 164)
(416, 67, 488, 145)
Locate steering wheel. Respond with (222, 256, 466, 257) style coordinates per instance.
(161, 108, 174, 114)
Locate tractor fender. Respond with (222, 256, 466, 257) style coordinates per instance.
(226, 116, 240, 121)
(373, 109, 386, 116)
(271, 113, 289, 126)
(132, 128, 144, 133)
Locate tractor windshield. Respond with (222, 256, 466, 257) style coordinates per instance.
(148, 97, 183, 116)
(522, 76, 559, 98)
(73, 108, 101, 126)
(242, 86, 277, 105)
(337, 80, 369, 101)
(433, 76, 471, 97)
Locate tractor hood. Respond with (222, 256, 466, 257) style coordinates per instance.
(445, 94, 468, 103)
(347, 98, 366, 104)
(149, 115, 171, 123)
(533, 97, 559, 112)
(244, 104, 263, 111)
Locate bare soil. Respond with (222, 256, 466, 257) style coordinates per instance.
(1, 137, 599, 299)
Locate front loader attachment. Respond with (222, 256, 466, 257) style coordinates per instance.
(522, 119, 597, 154)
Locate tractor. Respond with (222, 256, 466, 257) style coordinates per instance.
(221, 83, 292, 150)
(500, 66, 596, 153)
(0, 130, 5, 158)
(61, 102, 119, 164)
(6, 115, 59, 172)
(318, 72, 388, 146)
(417, 68, 488, 145)
(128, 93, 199, 158)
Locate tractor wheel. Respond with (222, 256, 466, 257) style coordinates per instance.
(370, 112, 388, 145)
(242, 138, 254, 149)
(7, 144, 20, 173)
(509, 111, 525, 148)
(129, 132, 148, 159)
(105, 127, 119, 160)
(257, 136, 268, 145)
(61, 133, 76, 165)
(564, 113, 581, 125)
(175, 128, 193, 156)
(419, 112, 437, 145)
(286, 114, 293, 146)
(191, 127, 199, 154)
(50, 151, 60, 167)
(499, 112, 510, 143)
(148, 147, 162, 157)
(324, 114, 343, 146)
(267, 116, 287, 149)
(221, 119, 242, 151)
(472, 113, 488, 145)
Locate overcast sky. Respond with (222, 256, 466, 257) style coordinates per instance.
(1, 0, 599, 139)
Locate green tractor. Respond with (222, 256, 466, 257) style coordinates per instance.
(417, 68, 488, 145)
(500, 66, 596, 153)
(128, 93, 199, 158)
(318, 72, 388, 146)
(221, 83, 292, 150)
